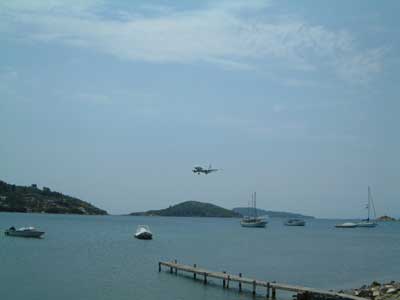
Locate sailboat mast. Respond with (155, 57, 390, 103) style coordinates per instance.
(367, 186, 371, 221)
(254, 192, 257, 217)
(369, 186, 377, 220)
(248, 194, 251, 217)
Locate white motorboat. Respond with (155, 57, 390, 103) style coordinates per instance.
(335, 222, 357, 228)
(134, 225, 153, 240)
(355, 186, 378, 228)
(240, 192, 267, 228)
(4, 226, 45, 238)
(285, 219, 306, 226)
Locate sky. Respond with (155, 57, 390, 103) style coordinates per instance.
(1, 0, 399, 218)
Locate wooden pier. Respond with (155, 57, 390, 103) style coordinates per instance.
(158, 261, 367, 300)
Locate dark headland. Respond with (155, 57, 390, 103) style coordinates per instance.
(130, 201, 241, 218)
(376, 215, 398, 222)
(0, 180, 107, 215)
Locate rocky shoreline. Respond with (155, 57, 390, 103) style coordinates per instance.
(344, 281, 400, 300)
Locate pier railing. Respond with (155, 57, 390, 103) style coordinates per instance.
(158, 260, 367, 300)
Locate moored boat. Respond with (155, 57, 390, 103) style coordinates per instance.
(134, 225, 153, 240)
(335, 222, 357, 228)
(240, 192, 267, 228)
(355, 186, 378, 228)
(284, 219, 305, 226)
(4, 226, 45, 238)
(356, 221, 377, 228)
(240, 217, 267, 228)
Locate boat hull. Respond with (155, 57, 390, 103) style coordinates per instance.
(335, 222, 357, 228)
(284, 220, 305, 226)
(134, 232, 153, 240)
(240, 220, 267, 228)
(356, 222, 377, 228)
(5, 230, 44, 238)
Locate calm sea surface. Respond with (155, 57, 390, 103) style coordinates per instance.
(0, 213, 399, 300)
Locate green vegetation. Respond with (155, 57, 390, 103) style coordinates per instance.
(0, 180, 107, 215)
(130, 201, 241, 218)
(232, 207, 314, 219)
(377, 215, 397, 222)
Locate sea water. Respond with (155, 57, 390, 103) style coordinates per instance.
(0, 213, 399, 300)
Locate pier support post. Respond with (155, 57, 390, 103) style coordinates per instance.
(158, 262, 161, 272)
(174, 260, 177, 275)
(266, 282, 270, 299)
(170, 266, 173, 273)
(238, 273, 242, 292)
(193, 264, 197, 280)
(204, 273, 207, 285)
(223, 271, 226, 288)
(253, 280, 256, 296)
(227, 275, 230, 289)
(297, 292, 307, 300)
(272, 287, 276, 300)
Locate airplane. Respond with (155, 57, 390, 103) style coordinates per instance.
(192, 164, 219, 175)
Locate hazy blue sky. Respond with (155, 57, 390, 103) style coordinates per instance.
(1, 0, 399, 218)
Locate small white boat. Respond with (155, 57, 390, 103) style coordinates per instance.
(4, 226, 45, 238)
(335, 222, 357, 228)
(285, 219, 306, 226)
(134, 225, 152, 240)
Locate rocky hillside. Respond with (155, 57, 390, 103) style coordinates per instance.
(345, 281, 400, 300)
(0, 180, 107, 215)
(377, 215, 398, 222)
(130, 201, 241, 218)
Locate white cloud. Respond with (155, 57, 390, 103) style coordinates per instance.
(0, 0, 386, 83)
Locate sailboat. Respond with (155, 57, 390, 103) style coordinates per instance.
(356, 186, 378, 228)
(240, 192, 267, 228)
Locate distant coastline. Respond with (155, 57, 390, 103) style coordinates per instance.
(0, 180, 107, 215)
(232, 207, 315, 219)
(129, 201, 316, 219)
(129, 201, 241, 218)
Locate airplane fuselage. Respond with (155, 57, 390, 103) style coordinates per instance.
(192, 166, 218, 175)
